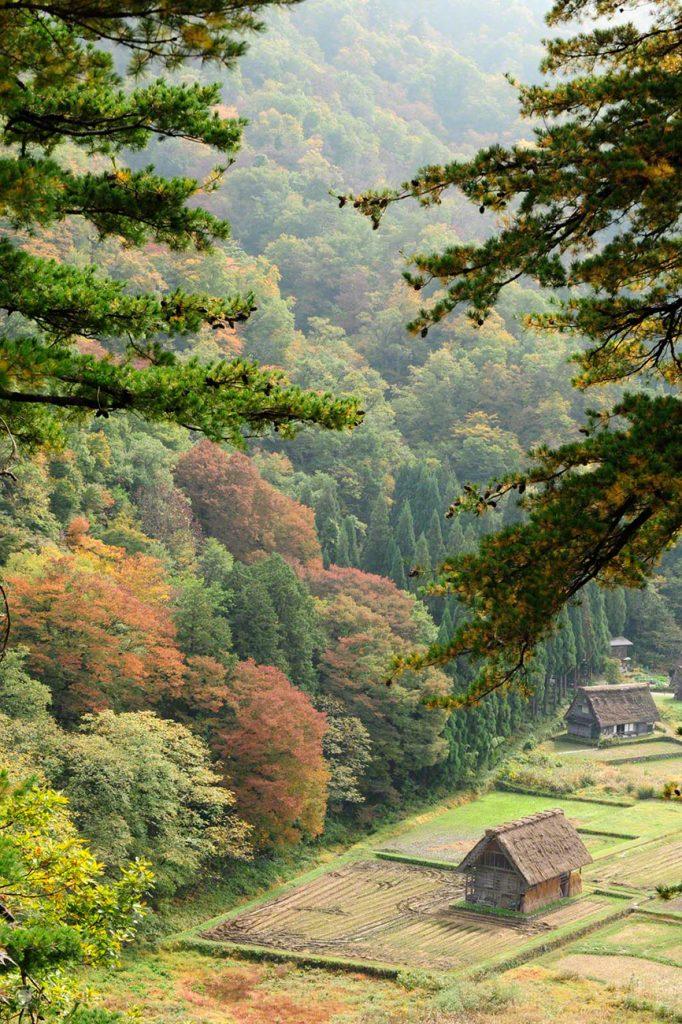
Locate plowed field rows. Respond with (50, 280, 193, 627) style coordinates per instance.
(205, 860, 615, 970)
(586, 837, 682, 890)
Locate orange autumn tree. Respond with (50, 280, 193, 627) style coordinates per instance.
(174, 440, 322, 566)
(6, 520, 185, 720)
(183, 657, 329, 848)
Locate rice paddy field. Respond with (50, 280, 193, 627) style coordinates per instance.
(199, 859, 621, 972)
(378, 790, 681, 861)
(185, 789, 680, 980)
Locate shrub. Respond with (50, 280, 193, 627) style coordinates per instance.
(498, 752, 596, 795)
(431, 979, 519, 1013)
(396, 968, 442, 992)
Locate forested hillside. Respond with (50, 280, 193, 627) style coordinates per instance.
(1, 0, 680, 915)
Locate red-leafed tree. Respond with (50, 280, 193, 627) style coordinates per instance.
(307, 565, 449, 802)
(190, 658, 329, 848)
(174, 441, 322, 566)
(305, 564, 434, 645)
(5, 531, 185, 721)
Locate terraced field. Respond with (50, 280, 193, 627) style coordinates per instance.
(542, 912, 682, 1013)
(378, 791, 681, 863)
(586, 835, 682, 891)
(579, 915, 682, 963)
(192, 788, 681, 979)
(203, 860, 620, 971)
(545, 737, 682, 761)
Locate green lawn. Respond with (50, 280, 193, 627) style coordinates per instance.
(380, 791, 682, 861)
(654, 692, 682, 728)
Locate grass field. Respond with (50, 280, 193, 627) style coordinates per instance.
(572, 914, 682, 963)
(91, 948, 674, 1024)
(654, 692, 682, 729)
(596, 756, 682, 790)
(540, 913, 682, 1016)
(378, 791, 681, 861)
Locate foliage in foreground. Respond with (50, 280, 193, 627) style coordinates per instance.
(348, 0, 682, 702)
(0, 0, 360, 459)
(0, 768, 149, 1024)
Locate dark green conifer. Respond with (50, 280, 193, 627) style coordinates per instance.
(426, 509, 446, 566)
(228, 564, 282, 669)
(362, 494, 392, 577)
(388, 538, 407, 591)
(341, 516, 361, 567)
(395, 501, 417, 563)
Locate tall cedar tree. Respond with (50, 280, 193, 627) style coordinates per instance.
(346, 0, 682, 704)
(0, 1, 361, 460)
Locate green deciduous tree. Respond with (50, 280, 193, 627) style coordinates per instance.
(349, 0, 682, 703)
(44, 711, 251, 897)
(0, 767, 150, 1024)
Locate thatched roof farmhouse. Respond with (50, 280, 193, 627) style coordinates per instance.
(565, 683, 659, 743)
(458, 809, 592, 913)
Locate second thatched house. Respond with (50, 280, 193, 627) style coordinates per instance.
(457, 809, 592, 913)
(564, 683, 659, 742)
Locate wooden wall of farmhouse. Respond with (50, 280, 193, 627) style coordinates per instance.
(568, 870, 582, 897)
(520, 877, 561, 913)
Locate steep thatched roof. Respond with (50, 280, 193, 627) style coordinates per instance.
(571, 683, 659, 727)
(458, 809, 592, 886)
(610, 636, 633, 648)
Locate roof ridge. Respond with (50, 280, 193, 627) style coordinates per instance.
(485, 808, 563, 835)
(580, 683, 649, 692)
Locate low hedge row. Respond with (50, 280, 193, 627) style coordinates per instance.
(375, 850, 459, 870)
(495, 781, 634, 806)
(173, 935, 400, 977)
(577, 827, 639, 840)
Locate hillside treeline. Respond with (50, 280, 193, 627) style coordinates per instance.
(1, 0, 679, 902)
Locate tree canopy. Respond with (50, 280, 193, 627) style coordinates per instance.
(347, 0, 682, 703)
(0, 0, 360, 460)
(0, 767, 149, 1024)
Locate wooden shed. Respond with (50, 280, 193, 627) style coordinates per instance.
(609, 636, 634, 662)
(457, 809, 591, 914)
(565, 683, 659, 742)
